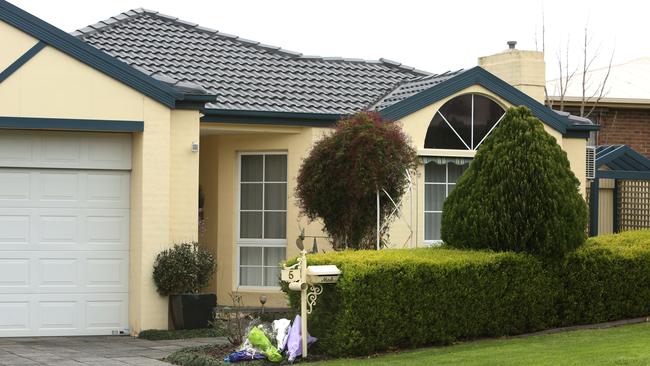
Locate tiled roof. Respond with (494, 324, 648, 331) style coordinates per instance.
(371, 70, 464, 110)
(75, 9, 431, 114)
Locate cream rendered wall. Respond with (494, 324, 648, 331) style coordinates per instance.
(562, 137, 589, 198)
(478, 49, 547, 104)
(0, 42, 144, 121)
(0, 21, 38, 72)
(0, 22, 200, 333)
(198, 135, 220, 292)
(170, 110, 200, 243)
(199, 126, 327, 308)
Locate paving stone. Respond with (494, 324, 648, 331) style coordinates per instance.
(0, 336, 219, 365)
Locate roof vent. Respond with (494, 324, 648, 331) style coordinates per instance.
(507, 41, 517, 49)
(586, 146, 596, 180)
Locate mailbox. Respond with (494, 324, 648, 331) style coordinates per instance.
(280, 247, 341, 358)
(307, 265, 341, 284)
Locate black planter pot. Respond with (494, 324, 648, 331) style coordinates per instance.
(169, 293, 216, 330)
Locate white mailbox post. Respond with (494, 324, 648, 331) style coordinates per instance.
(281, 249, 341, 358)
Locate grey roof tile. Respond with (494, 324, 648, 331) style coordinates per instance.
(371, 70, 465, 110)
(76, 9, 432, 114)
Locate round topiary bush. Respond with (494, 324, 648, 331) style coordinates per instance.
(153, 242, 215, 296)
(441, 106, 588, 257)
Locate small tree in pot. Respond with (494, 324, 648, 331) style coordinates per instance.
(153, 242, 216, 329)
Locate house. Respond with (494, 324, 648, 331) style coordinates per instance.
(548, 59, 650, 235)
(547, 57, 650, 156)
(0, 1, 596, 336)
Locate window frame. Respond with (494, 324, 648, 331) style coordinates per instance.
(423, 161, 467, 246)
(236, 151, 288, 289)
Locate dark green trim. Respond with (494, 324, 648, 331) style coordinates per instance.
(589, 179, 599, 237)
(563, 130, 592, 139)
(0, 0, 215, 109)
(613, 179, 620, 233)
(201, 109, 341, 127)
(0, 116, 143, 132)
(380, 66, 599, 136)
(596, 170, 650, 180)
(0, 41, 45, 84)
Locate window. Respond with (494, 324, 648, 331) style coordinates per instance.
(238, 153, 287, 287)
(425, 94, 505, 150)
(424, 160, 469, 243)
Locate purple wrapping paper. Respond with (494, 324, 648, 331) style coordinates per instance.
(286, 314, 317, 362)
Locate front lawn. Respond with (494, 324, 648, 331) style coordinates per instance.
(312, 322, 650, 366)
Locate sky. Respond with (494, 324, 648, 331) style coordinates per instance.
(8, 0, 647, 80)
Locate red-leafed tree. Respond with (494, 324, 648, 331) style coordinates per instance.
(296, 111, 417, 250)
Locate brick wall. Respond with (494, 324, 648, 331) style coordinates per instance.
(564, 107, 650, 158)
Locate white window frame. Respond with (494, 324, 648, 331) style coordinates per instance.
(423, 161, 464, 246)
(236, 151, 288, 289)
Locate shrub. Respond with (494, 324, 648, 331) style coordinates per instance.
(153, 242, 215, 296)
(137, 328, 225, 340)
(283, 230, 650, 357)
(558, 230, 650, 325)
(441, 106, 588, 257)
(296, 112, 417, 250)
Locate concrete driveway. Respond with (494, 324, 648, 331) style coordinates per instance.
(0, 336, 225, 365)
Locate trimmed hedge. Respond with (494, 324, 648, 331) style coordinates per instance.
(283, 230, 650, 357)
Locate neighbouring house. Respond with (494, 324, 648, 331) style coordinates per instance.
(547, 57, 650, 156)
(548, 58, 650, 235)
(0, 1, 597, 336)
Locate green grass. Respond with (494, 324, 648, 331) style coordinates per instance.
(137, 327, 225, 340)
(311, 322, 650, 366)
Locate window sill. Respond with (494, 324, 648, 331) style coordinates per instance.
(418, 149, 476, 158)
(236, 286, 282, 293)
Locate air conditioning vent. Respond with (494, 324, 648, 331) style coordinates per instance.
(586, 146, 596, 180)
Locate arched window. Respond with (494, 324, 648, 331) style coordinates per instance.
(425, 94, 505, 150)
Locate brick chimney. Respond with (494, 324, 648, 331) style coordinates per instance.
(478, 41, 546, 103)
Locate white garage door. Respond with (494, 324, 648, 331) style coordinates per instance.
(0, 131, 131, 336)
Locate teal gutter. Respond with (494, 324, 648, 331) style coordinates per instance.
(201, 109, 342, 127)
(0, 116, 144, 132)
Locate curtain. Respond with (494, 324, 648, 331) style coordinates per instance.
(420, 156, 472, 165)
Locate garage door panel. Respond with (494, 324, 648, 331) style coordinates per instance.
(39, 171, 80, 202)
(0, 258, 30, 289)
(38, 257, 80, 289)
(0, 131, 131, 170)
(0, 171, 31, 200)
(0, 300, 31, 333)
(38, 300, 79, 331)
(0, 213, 30, 246)
(85, 172, 130, 207)
(38, 214, 80, 245)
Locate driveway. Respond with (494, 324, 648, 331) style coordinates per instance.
(0, 336, 226, 365)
